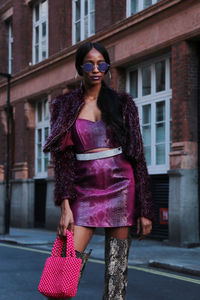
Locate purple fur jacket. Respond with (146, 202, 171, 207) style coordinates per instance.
(43, 85, 155, 223)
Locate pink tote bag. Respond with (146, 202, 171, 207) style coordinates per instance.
(38, 230, 82, 298)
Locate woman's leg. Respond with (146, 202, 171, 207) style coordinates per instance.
(47, 225, 95, 300)
(103, 227, 131, 300)
(73, 225, 95, 252)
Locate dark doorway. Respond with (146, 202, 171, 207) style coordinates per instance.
(131, 174, 169, 240)
(150, 174, 169, 239)
(34, 179, 46, 228)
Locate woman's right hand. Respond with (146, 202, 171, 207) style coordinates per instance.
(57, 199, 75, 237)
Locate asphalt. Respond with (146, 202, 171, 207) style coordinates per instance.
(0, 227, 200, 277)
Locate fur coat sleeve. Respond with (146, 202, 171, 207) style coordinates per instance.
(43, 95, 77, 205)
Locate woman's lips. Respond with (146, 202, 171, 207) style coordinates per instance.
(90, 76, 101, 80)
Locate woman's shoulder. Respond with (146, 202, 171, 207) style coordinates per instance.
(51, 87, 82, 110)
(52, 88, 80, 103)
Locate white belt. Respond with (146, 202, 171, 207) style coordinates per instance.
(75, 146, 122, 161)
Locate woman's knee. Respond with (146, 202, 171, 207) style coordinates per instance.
(105, 227, 130, 240)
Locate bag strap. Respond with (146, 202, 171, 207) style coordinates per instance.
(66, 230, 76, 258)
(51, 236, 63, 257)
(51, 230, 76, 258)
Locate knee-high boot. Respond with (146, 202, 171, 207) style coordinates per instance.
(102, 235, 131, 300)
(75, 249, 92, 285)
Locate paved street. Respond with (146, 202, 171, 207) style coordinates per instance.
(0, 242, 200, 300)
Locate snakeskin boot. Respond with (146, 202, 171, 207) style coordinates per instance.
(75, 249, 92, 285)
(102, 235, 132, 300)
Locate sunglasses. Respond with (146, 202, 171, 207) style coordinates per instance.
(81, 62, 110, 73)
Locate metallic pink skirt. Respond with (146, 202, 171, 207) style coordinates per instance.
(70, 153, 135, 227)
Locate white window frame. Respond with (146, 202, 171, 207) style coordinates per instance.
(72, 0, 95, 45)
(35, 98, 50, 178)
(33, 0, 48, 64)
(126, 55, 172, 174)
(8, 21, 13, 74)
(126, 0, 162, 17)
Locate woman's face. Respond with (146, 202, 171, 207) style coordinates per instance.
(81, 48, 107, 86)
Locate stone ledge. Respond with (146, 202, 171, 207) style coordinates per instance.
(148, 260, 200, 277)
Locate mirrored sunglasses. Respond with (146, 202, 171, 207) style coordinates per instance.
(81, 62, 110, 73)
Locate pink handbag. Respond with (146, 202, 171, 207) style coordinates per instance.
(38, 230, 82, 298)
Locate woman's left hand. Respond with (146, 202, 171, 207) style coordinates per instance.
(136, 217, 152, 240)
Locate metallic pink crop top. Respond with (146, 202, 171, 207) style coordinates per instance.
(71, 118, 120, 153)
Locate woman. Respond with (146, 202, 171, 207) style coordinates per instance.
(43, 41, 154, 299)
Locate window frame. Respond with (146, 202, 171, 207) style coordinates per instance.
(32, 0, 48, 64)
(35, 98, 50, 178)
(126, 54, 172, 174)
(126, 0, 162, 17)
(72, 0, 95, 45)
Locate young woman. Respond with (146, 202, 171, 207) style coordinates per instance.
(43, 41, 154, 300)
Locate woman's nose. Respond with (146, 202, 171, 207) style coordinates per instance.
(92, 64, 99, 72)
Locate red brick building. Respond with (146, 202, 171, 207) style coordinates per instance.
(0, 0, 199, 245)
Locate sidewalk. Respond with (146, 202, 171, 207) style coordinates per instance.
(0, 227, 200, 277)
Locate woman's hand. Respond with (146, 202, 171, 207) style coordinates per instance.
(57, 199, 75, 237)
(136, 217, 152, 240)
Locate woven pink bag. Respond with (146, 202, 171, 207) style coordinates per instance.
(38, 230, 82, 298)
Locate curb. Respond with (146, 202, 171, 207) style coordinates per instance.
(148, 260, 200, 277)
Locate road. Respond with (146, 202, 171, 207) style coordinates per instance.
(0, 242, 200, 300)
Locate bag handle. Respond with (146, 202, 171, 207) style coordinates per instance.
(51, 230, 76, 258)
(66, 230, 76, 257)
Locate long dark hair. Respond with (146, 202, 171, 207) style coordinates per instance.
(75, 42, 127, 148)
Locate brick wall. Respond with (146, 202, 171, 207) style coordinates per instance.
(24, 101, 35, 178)
(0, 21, 9, 77)
(111, 0, 126, 25)
(49, 0, 72, 56)
(96, 0, 126, 33)
(12, 100, 36, 178)
(0, 107, 14, 180)
(172, 41, 199, 143)
(14, 102, 26, 163)
(12, 0, 32, 74)
(0, 110, 6, 167)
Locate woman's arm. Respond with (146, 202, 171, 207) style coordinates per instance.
(57, 199, 75, 237)
(52, 147, 76, 206)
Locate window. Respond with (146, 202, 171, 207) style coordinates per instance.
(127, 56, 172, 174)
(72, 0, 95, 44)
(33, 0, 48, 64)
(8, 21, 13, 74)
(127, 0, 162, 17)
(35, 98, 50, 178)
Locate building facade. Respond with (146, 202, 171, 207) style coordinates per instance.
(0, 0, 199, 245)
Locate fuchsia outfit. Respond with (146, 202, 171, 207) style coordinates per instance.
(43, 86, 155, 224)
(69, 118, 136, 227)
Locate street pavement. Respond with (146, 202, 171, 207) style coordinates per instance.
(0, 227, 200, 277)
(0, 242, 200, 300)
